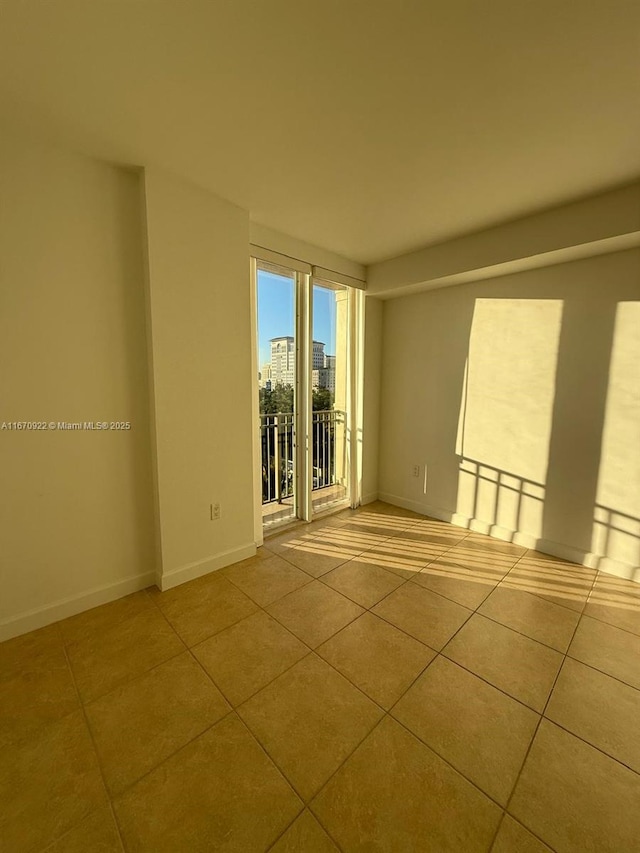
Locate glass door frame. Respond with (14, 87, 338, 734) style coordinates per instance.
(251, 256, 360, 544)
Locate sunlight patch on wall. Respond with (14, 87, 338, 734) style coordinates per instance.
(593, 302, 640, 570)
(456, 298, 563, 536)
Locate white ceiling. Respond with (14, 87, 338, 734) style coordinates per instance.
(1, 0, 639, 265)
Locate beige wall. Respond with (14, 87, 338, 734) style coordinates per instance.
(379, 249, 640, 580)
(0, 130, 155, 638)
(368, 182, 640, 297)
(0, 132, 258, 638)
(361, 296, 383, 503)
(142, 169, 255, 589)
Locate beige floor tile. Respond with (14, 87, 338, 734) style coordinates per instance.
(526, 549, 592, 567)
(318, 612, 435, 709)
(114, 714, 302, 852)
(66, 607, 184, 702)
(155, 574, 258, 647)
(86, 652, 230, 794)
(392, 656, 539, 805)
(443, 544, 523, 574)
(321, 558, 406, 608)
(335, 520, 400, 539)
(255, 543, 277, 558)
(444, 614, 563, 711)
(545, 656, 640, 773)
(331, 505, 362, 519)
(315, 519, 390, 544)
(44, 806, 123, 852)
(311, 716, 501, 852)
(193, 611, 308, 706)
(267, 581, 363, 648)
(365, 537, 448, 578)
(0, 623, 63, 682)
(504, 556, 595, 612)
(238, 654, 382, 800)
(412, 556, 502, 608)
(223, 553, 311, 606)
(583, 573, 640, 637)
(396, 525, 468, 548)
(478, 585, 580, 651)
(491, 816, 553, 852)
(261, 532, 297, 554)
(373, 583, 472, 650)
(278, 536, 359, 577)
(270, 810, 338, 852)
(370, 503, 424, 521)
(346, 544, 429, 578)
(463, 533, 527, 558)
(510, 719, 640, 853)
(0, 710, 107, 853)
(410, 515, 463, 531)
(354, 503, 423, 525)
(568, 615, 640, 689)
(0, 642, 78, 749)
(58, 591, 153, 646)
(356, 499, 420, 521)
(263, 527, 317, 551)
(304, 516, 350, 536)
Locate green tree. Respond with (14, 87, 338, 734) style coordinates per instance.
(259, 384, 333, 413)
(312, 388, 334, 411)
(259, 383, 294, 414)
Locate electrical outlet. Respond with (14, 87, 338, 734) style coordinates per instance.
(210, 502, 221, 520)
(412, 465, 420, 477)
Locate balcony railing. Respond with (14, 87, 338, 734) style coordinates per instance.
(260, 410, 346, 505)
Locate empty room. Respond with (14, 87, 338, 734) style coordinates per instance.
(1, 1, 639, 851)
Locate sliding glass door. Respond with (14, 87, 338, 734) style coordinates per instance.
(311, 279, 350, 514)
(254, 262, 353, 531)
(256, 264, 297, 527)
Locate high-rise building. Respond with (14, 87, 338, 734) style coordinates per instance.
(258, 363, 272, 389)
(269, 336, 295, 385)
(270, 338, 330, 387)
(312, 340, 325, 369)
(312, 353, 336, 393)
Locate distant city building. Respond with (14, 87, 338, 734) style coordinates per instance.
(312, 352, 336, 393)
(268, 336, 335, 392)
(258, 363, 272, 390)
(269, 336, 295, 385)
(312, 340, 325, 369)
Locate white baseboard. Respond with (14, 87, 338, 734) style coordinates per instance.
(0, 570, 157, 643)
(591, 556, 640, 583)
(378, 493, 457, 524)
(361, 492, 379, 506)
(378, 492, 640, 583)
(159, 543, 257, 591)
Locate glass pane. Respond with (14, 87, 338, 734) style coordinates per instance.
(257, 266, 296, 528)
(312, 281, 349, 513)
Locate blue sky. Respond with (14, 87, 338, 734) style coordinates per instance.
(257, 269, 336, 366)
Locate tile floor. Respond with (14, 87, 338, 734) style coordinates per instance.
(1, 501, 639, 852)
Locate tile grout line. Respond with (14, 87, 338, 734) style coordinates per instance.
(60, 641, 128, 853)
(537, 714, 640, 779)
(278, 530, 622, 847)
(60, 519, 640, 844)
(228, 526, 603, 724)
(575, 608, 640, 639)
(42, 564, 572, 847)
(563, 650, 640, 693)
(10, 507, 638, 852)
(268, 553, 522, 830)
(487, 565, 600, 852)
(264, 807, 345, 853)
